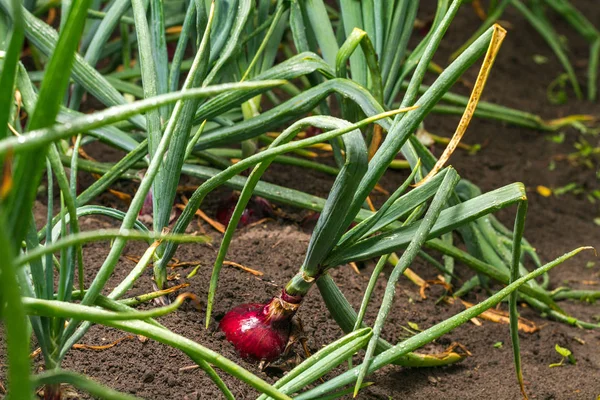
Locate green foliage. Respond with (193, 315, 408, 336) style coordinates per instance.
(549, 344, 576, 367)
(0, 0, 597, 398)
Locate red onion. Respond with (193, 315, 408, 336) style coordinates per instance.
(216, 193, 274, 227)
(43, 383, 61, 400)
(137, 189, 182, 224)
(219, 291, 302, 361)
(305, 126, 323, 138)
(139, 189, 153, 216)
(300, 211, 321, 229)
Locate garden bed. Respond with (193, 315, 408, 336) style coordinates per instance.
(1, 1, 599, 399)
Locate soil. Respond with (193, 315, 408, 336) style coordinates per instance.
(2, 1, 600, 399)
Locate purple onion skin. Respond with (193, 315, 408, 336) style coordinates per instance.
(220, 292, 302, 361)
(219, 303, 289, 361)
(305, 126, 323, 138)
(43, 384, 61, 400)
(139, 190, 153, 216)
(216, 193, 274, 227)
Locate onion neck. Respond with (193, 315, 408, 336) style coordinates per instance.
(283, 268, 319, 298)
(263, 290, 302, 322)
(44, 383, 61, 400)
(262, 268, 321, 322)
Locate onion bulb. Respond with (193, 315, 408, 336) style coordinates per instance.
(219, 290, 302, 361)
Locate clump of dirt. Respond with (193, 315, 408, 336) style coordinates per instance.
(1, 1, 599, 399)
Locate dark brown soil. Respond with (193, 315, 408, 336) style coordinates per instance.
(2, 1, 600, 399)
